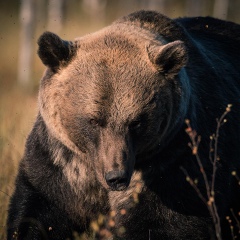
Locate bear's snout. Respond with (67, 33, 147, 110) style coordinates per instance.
(105, 170, 129, 191)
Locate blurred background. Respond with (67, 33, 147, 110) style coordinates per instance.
(0, 0, 239, 239)
(1, 0, 240, 92)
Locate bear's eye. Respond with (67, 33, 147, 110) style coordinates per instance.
(90, 119, 99, 126)
(129, 120, 141, 131)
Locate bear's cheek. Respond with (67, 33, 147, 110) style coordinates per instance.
(61, 117, 100, 153)
(131, 118, 162, 152)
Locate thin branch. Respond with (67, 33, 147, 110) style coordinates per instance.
(226, 216, 235, 240)
(0, 189, 10, 197)
(185, 120, 211, 200)
(211, 106, 230, 194)
(180, 167, 207, 205)
(230, 208, 240, 231)
(183, 104, 232, 240)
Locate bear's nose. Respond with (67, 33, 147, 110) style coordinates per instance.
(105, 170, 129, 191)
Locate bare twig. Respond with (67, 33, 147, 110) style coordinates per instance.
(0, 190, 10, 197)
(231, 171, 240, 186)
(226, 215, 235, 240)
(182, 104, 232, 240)
(230, 208, 240, 232)
(180, 167, 207, 205)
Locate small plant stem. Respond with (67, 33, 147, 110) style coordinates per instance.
(183, 105, 232, 240)
(180, 167, 207, 205)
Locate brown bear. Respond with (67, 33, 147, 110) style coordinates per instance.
(7, 10, 240, 240)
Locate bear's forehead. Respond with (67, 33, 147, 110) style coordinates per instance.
(75, 37, 142, 67)
(75, 23, 159, 47)
(51, 25, 163, 122)
(70, 26, 160, 87)
(68, 41, 159, 104)
(74, 24, 162, 61)
(61, 53, 158, 109)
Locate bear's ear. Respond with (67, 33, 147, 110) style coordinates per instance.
(38, 31, 76, 70)
(147, 40, 188, 76)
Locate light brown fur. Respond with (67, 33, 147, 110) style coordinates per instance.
(38, 24, 179, 192)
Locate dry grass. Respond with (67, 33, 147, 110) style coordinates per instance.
(0, 88, 37, 240)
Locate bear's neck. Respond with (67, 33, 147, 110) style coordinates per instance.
(24, 113, 109, 221)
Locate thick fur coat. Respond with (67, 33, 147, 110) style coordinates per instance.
(7, 11, 240, 240)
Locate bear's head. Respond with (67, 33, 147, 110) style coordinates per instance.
(38, 11, 189, 191)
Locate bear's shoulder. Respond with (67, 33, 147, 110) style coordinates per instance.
(114, 10, 187, 42)
(115, 11, 240, 43)
(176, 16, 240, 41)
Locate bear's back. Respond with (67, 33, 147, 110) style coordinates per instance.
(177, 16, 240, 42)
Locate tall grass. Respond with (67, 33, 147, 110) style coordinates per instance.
(0, 89, 37, 240)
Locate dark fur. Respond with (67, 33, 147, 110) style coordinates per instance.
(7, 11, 240, 240)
